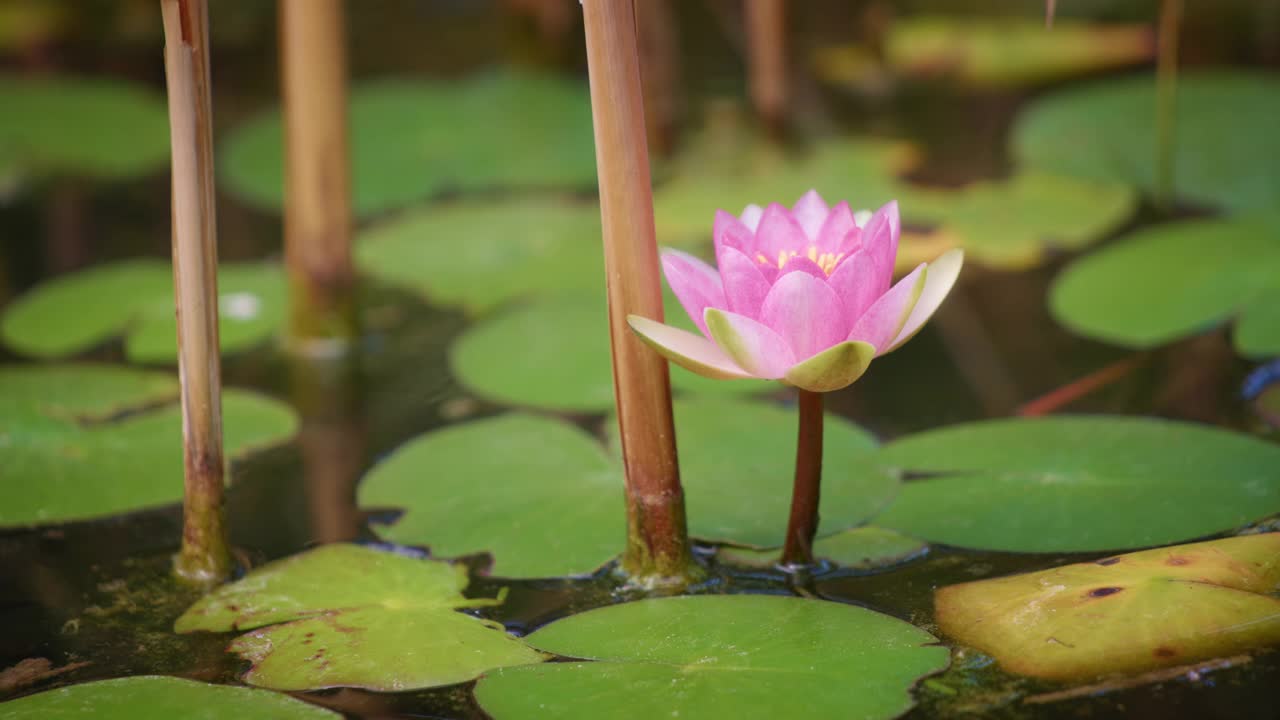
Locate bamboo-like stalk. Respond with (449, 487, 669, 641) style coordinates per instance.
(745, 0, 787, 136)
(582, 0, 694, 586)
(780, 389, 823, 566)
(279, 0, 357, 353)
(635, 0, 681, 156)
(1155, 0, 1181, 210)
(161, 0, 231, 584)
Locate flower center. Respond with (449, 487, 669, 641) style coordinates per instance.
(755, 247, 845, 275)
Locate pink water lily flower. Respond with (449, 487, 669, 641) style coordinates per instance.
(629, 190, 963, 393)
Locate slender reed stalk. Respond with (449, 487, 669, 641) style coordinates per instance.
(635, 0, 681, 156)
(582, 0, 694, 586)
(1155, 0, 1181, 210)
(161, 0, 231, 584)
(780, 390, 823, 566)
(279, 0, 357, 353)
(745, 0, 787, 136)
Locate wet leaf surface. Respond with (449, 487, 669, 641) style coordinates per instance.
(476, 594, 948, 720)
(0, 364, 298, 526)
(0, 675, 337, 719)
(175, 544, 546, 690)
(718, 525, 927, 572)
(936, 533, 1280, 681)
(865, 416, 1280, 552)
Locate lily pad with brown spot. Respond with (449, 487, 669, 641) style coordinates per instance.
(935, 533, 1280, 681)
(175, 544, 546, 691)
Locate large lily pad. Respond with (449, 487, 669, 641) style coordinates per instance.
(719, 525, 927, 571)
(357, 413, 623, 578)
(476, 594, 948, 720)
(221, 70, 595, 218)
(356, 199, 604, 314)
(865, 416, 1280, 552)
(0, 74, 169, 183)
(1012, 71, 1280, 213)
(1050, 216, 1280, 358)
(0, 364, 298, 526)
(936, 533, 1280, 681)
(175, 544, 545, 690)
(0, 676, 336, 719)
(1, 259, 287, 362)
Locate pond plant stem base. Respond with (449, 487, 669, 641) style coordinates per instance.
(781, 389, 823, 566)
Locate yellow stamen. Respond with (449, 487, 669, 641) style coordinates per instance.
(753, 247, 846, 275)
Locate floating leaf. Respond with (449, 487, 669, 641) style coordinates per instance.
(719, 526, 927, 571)
(0, 260, 287, 362)
(0, 74, 169, 183)
(0, 676, 337, 719)
(936, 533, 1280, 681)
(0, 364, 298, 526)
(221, 70, 595, 218)
(865, 416, 1280, 552)
(1013, 71, 1280, 213)
(358, 413, 622, 578)
(176, 544, 545, 690)
(1050, 216, 1280, 358)
(476, 595, 948, 720)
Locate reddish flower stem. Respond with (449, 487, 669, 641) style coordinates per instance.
(1017, 353, 1149, 417)
(781, 389, 823, 566)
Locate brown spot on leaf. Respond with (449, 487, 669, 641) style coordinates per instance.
(1154, 646, 1178, 658)
(1166, 556, 1191, 566)
(1095, 557, 1121, 566)
(1088, 586, 1124, 598)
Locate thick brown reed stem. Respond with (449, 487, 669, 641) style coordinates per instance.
(1155, 0, 1181, 210)
(745, 0, 787, 137)
(780, 389, 823, 566)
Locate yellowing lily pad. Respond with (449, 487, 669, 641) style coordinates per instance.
(476, 594, 948, 720)
(719, 525, 927, 571)
(1051, 215, 1280, 358)
(0, 260, 287, 362)
(866, 416, 1280, 552)
(357, 413, 623, 578)
(1013, 71, 1280, 213)
(0, 676, 337, 719)
(221, 70, 596, 218)
(175, 544, 546, 690)
(936, 533, 1280, 681)
(0, 364, 298, 526)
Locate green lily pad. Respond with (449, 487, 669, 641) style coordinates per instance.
(356, 199, 604, 314)
(0, 74, 169, 183)
(476, 594, 948, 720)
(175, 544, 545, 690)
(357, 413, 622, 578)
(221, 70, 595, 218)
(0, 676, 337, 719)
(936, 533, 1280, 681)
(1, 259, 287, 362)
(1050, 216, 1280, 358)
(719, 525, 927, 571)
(0, 364, 298, 526)
(450, 293, 774, 413)
(1012, 71, 1280, 213)
(865, 416, 1280, 553)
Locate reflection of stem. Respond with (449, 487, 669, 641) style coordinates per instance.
(161, 0, 231, 585)
(291, 355, 365, 544)
(1155, 0, 1181, 210)
(933, 283, 1021, 417)
(780, 390, 822, 566)
(582, 0, 695, 587)
(745, 0, 786, 138)
(45, 182, 88, 274)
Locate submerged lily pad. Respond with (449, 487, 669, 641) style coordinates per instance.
(356, 200, 604, 314)
(719, 526, 927, 571)
(0, 364, 298, 526)
(865, 416, 1280, 553)
(0, 74, 169, 183)
(358, 413, 622, 578)
(1051, 216, 1280, 358)
(477, 594, 948, 720)
(936, 533, 1280, 681)
(0, 259, 287, 362)
(0, 676, 337, 719)
(176, 544, 545, 690)
(1013, 71, 1280, 213)
(221, 70, 595, 218)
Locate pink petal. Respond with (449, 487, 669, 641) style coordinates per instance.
(815, 201, 860, 254)
(714, 210, 756, 264)
(784, 340, 877, 393)
(739, 204, 764, 232)
(628, 315, 754, 380)
(759, 271, 849, 361)
(662, 248, 724, 339)
(719, 247, 772, 320)
(754, 203, 807, 262)
(848, 263, 926, 354)
(778, 255, 828, 281)
(861, 200, 901, 276)
(791, 190, 829, 242)
(827, 248, 889, 322)
(704, 308, 796, 379)
(886, 248, 964, 353)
